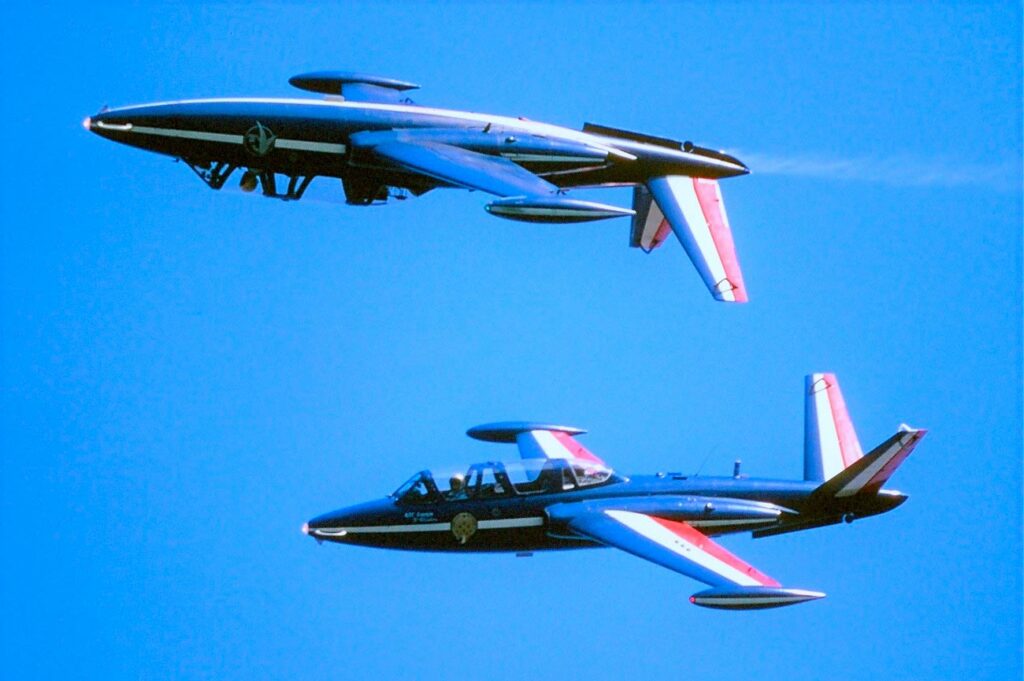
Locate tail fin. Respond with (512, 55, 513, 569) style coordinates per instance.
(637, 176, 748, 303)
(812, 426, 927, 500)
(804, 373, 864, 482)
(629, 185, 672, 252)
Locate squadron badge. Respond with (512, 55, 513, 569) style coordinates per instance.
(243, 121, 276, 157)
(450, 512, 478, 544)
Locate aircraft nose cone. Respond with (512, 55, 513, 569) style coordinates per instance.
(86, 110, 135, 140)
(301, 522, 310, 535)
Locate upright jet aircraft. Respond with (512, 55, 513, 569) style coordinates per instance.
(85, 72, 750, 302)
(303, 374, 925, 609)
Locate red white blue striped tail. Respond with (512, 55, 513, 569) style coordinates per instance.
(804, 373, 864, 482)
(644, 176, 747, 303)
(630, 185, 672, 252)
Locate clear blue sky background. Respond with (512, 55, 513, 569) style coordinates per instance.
(2, 3, 1021, 680)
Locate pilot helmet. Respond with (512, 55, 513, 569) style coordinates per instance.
(449, 473, 465, 492)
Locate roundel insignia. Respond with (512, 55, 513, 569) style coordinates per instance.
(451, 512, 478, 544)
(243, 121, 276, 157)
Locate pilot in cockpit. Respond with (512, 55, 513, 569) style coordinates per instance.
(447, 473, 467, 500)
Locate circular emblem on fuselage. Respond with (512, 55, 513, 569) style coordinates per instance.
(243, 121, 276, 157)
(451, 512, 478, 544)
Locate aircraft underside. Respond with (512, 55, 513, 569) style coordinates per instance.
(86, 89, 757, 301)
(162, 139, 636, 205)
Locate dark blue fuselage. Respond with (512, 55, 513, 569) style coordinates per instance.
(86, 97, 748, 200)
(305, 470, 905, 553)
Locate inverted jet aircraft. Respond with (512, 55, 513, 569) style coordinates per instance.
(85, 72, 751, 302)
(303, 374, 925, 609)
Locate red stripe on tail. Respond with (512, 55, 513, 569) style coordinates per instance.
(823, 374, 864, 469)
(692, 179, 747, 302)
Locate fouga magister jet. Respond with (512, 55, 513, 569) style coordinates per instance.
(85, 72, 751, 302)
(303, 374, 925, 609)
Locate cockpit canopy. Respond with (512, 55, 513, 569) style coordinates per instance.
(391, 459, 620, 505)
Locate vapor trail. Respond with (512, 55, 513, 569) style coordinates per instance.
(739, 151, 1021, 192)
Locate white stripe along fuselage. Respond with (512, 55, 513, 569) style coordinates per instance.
(118, 123, 349, 155)
(313, 516, 545, 535)
(101, 97, 641, 161)
(93, 97, 774, 178)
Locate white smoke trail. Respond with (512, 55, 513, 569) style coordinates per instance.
(739, 151, 1021, 192)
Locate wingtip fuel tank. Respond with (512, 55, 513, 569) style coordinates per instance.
(485, 197, 636, 223)
(690, 587, 827, 610)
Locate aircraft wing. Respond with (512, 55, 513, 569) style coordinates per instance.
(565, 509, 780, 588)
(356, 138, 558, 197)
(645, 176, 748, 303)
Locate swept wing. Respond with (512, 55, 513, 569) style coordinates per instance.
(361, 139, 559, 197)
(567, 509, 778, 586)
(557, 508, 823, 609)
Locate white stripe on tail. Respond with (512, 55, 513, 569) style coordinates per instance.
(642, 176, 748, 303)
(804, 373, 864, 481)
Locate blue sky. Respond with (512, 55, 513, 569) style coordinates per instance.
(2, 2, 1021, 679)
